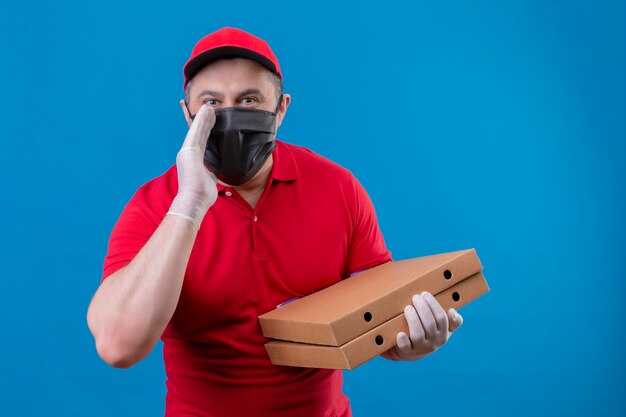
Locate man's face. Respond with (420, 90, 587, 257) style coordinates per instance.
(181, 58, 290, 131)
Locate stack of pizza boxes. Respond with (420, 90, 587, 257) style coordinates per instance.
(258, 249, 489, 370)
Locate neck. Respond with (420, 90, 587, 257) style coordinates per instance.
(218, 154, 274, 194)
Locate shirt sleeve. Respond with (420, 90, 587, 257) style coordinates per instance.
(343, 175, 393, 277)
(101, 185, 162, 282)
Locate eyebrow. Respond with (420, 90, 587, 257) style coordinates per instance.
(196, 89, 222, 99)
(196, 88, 266, 101)
(238, 88, 266, 100)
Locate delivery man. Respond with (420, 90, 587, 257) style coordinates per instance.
(87, 27, 464, 417)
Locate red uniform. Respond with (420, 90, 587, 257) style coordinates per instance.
(102, 140, 392, 416)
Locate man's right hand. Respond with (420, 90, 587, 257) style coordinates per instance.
(170, 103, 218, 225)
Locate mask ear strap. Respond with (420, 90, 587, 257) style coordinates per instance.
(274, 94, 283, 114)
(184, 101, 195, 121)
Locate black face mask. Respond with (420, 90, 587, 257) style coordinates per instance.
(186, 95, 282, 186)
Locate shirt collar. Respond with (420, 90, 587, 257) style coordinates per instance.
(216, 139, 298, 192)
(270, 139, 298, 182)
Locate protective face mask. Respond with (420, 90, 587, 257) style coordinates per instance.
(186, 95, 282, 186)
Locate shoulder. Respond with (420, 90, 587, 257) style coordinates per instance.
(125, 164, 178, 214)
(277, 140, 356, 184)
(276, 140, 370, 215)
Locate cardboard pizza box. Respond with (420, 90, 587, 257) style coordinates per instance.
(259, 249, 483, 346)
(264, 271, 489, 369)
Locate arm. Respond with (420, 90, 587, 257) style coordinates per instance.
(87, 103, 217, 368)
(87, 211, 199, 368)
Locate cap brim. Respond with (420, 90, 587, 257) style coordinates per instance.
(184, 46, 280, 86)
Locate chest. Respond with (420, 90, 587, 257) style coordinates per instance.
(168, 180, 353, 338)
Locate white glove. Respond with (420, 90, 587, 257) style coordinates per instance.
(381, 291, 463, 361)
(168, 104, 218, 228)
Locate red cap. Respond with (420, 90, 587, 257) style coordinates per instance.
(183, 27, 282, 90)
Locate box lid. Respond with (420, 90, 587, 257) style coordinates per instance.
(259, 248, 482, 346)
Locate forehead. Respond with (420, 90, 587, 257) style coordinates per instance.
(189, 58, 275, 92)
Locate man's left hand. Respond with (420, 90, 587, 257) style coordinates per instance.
(381, 291, 463, 362)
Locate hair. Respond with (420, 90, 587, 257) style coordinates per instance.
(184, 65, 283, 106)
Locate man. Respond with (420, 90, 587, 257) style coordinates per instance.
(87, 27, 463, 417)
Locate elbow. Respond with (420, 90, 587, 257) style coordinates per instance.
(90, 318, 146, 369)
(96, 339, 142, 368)
(87, 301, 145, 368)
(87, 294, 154, 369)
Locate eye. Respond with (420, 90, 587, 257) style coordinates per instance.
(202, 98, 219, 106)
(241, 96, 259, 104)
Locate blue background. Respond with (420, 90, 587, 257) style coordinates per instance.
(1, 0, 624, 415)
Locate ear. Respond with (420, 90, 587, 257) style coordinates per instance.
(275, 93, 291, 130)
(180, 99, 193, 127)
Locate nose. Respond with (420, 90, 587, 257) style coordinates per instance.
(215, 98, 241, 109)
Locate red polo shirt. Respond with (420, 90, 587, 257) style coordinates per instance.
(101, 140, 392, 417)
